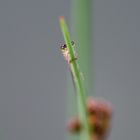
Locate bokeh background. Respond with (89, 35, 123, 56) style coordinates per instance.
(0, 0, 140, 140)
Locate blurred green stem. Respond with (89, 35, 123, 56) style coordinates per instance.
(60, 17, 90, 140)
(71, 0, 93, 94)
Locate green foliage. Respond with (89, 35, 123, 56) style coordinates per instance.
(71, 0, 93, 95)
(59, 17, 90, 140)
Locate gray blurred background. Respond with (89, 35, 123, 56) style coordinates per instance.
(0, 0, 140, 140)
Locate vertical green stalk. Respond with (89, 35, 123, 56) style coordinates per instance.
(63, 1, 93, 140)
(71, 0, 93, 95)
(60, 17, 90, 140)
(67, 1, 93, 138)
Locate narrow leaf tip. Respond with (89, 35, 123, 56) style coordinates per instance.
(59, 16, 65, 22)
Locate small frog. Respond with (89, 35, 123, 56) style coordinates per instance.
(60, 41, 77, 63)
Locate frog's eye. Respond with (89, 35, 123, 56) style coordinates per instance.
(71, 41, 74, 46)
(60, 44, 67, 50)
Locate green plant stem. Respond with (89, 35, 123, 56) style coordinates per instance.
(71, 0, 93, 95)
(60, 17, 90, 140)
